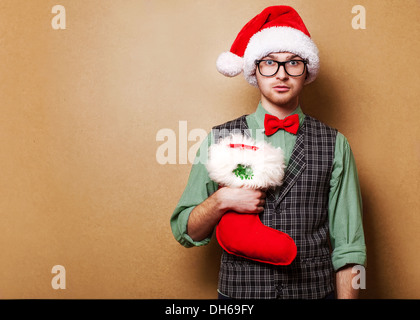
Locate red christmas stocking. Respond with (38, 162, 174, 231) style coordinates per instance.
(216, 211, 297, 265)
(206, 134, 297, 265)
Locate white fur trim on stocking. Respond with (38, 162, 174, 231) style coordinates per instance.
(206, 134, 285, 189)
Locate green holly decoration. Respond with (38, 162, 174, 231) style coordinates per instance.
(233, 164, 254, 180)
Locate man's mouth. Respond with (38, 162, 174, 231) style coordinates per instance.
(273, 85, 290, 92)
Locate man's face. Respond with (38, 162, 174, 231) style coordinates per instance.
(255, 52, 307, 109)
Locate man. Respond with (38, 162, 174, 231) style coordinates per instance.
(170, 6, 366, 299)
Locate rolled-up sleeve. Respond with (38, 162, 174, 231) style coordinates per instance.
(170, 134, 217, 248)
(329, 133, 367, 271)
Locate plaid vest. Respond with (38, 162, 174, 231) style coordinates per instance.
(212, 114, 337, 299)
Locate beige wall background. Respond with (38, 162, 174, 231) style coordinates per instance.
(0, 0, 419, 299)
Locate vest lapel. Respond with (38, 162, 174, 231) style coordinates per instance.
(274, 118, 307, 207)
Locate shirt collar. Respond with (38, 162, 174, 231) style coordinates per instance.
(253, 101, 305, 129)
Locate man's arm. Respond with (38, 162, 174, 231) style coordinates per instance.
(329, 134, 367, 299)
(170, 132, 267, 247)
(187, 187, 266, 242)
(336, 264, 359, 299)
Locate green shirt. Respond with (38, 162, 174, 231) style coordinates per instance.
(170, 103, 366, 271)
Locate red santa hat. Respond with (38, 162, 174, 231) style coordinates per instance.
(216, 5, 320, 86)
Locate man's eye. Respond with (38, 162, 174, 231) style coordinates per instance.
(264, 60, 275, 66)
(288, 60, 299, 66)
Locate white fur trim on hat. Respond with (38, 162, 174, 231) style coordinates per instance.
(216, 51, 244, 77)
(243, 27, 320, 87)
(206, 134, 285, 189)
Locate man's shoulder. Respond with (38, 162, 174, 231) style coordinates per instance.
(303, 114, 354, 150)
(210, 115, 251, 143)
(304, 113, 338, 134)
(211, 114, 249, 131)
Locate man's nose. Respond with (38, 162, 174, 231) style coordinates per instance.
(275, 65, 289, 80)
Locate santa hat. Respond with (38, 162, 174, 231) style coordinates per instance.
(216, 5, 319, 86)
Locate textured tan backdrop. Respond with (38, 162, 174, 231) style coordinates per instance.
(0, 0, 419, 298)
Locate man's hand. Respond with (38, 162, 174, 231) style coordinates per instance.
(217, 187, 266, 214)
(187, 187, 266, 242)
(336, 264, 360, 299)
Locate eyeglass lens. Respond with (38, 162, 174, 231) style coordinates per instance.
(258, 60, 305, 77)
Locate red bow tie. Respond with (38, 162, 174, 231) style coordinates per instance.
(264, 113, 300, 136)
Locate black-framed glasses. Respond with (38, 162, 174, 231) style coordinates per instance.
(255, 59, 307, 77)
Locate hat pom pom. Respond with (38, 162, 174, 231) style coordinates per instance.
(216, 52, 243, 77)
